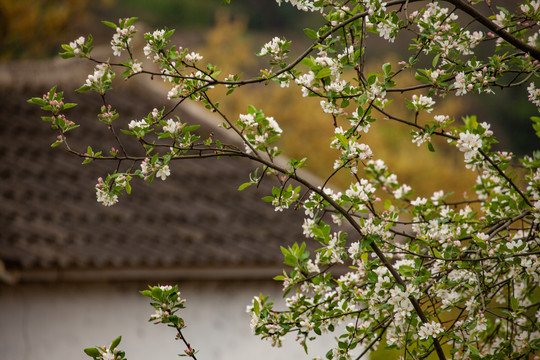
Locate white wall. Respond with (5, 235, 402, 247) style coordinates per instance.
(0, 280, 337, 360)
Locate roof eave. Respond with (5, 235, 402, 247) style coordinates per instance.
(4, 265, 288, 284)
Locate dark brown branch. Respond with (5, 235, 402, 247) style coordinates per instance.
(444, 0, 540, 61)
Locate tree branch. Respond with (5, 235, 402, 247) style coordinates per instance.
(444, 0, 540, 61)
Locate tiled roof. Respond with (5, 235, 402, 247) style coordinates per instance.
(0, 59, 309, 282)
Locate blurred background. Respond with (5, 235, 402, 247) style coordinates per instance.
(1, 0, 537, 192)
(0, 1, 538, 360)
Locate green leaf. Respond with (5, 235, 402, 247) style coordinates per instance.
(140, 290, 152, 297)
(511, 297, 519, 311)
(27, 97, 47, 106)
(238, 182, 252, 191)
(84, 348, 101, 358)
(414, 72, 428, 83)
(110, 336, 122, 350)
(432, 54, 440, 67)
(531, 116, 540, 138)
(76, 85, 91, 93)
(151, 286, 163, 300)
(462, 115, 478, 130)
(60, 52, 76, 59)
(300, 57, 315, 69)
(182, 124, 200, 134)
(284, 253, 297, 266)
(382, 62, 392, 75)
(468, 345, 480, 360)
(164, 29, 175, 39)
(315, 68, 332, 79)
(303, 28, 318, 39)
(125, 17, 138, 27)
(360, 252, 368, 263)
(361, 234, 375, 250)
(102, 20, 118, 29)
(427, 142, 435, 152)
(398, 265, 415, 277)
(326, 349, 333, 359)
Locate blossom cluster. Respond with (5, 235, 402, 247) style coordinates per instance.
(69, 36, 86, 56)
(258, 37, 290, 63)
(236, 106, 283, 157)
(140, 158, 170, 181)
(452, 121, 494, 170)
(97, 105, 119, 125)
(408, 94, 436, 113)
(27, 87, 78, 144)
(83, 336, 126, 360)
(330, 127, 373, 174)
(95, 179, 118, 207)
(143, 28, 173, 62)
(418, 321, 445, 340)
(141, 285, 186, 324)
(528, 82, 540, 107)
(107, 18, 137, 56)
(264, 184, 301, 212)
(80, 63, 115, 95)
(94, 174, 133, 207)
(60, 35, 93, 59)
(275, 0, 321, 12)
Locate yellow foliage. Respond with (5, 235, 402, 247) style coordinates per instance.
(0, 0, 109, 59)
(196, 13, 477, 199)
(200, 10, 255, 76)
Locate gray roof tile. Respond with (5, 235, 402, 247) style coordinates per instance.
(0, 61, 309, 279)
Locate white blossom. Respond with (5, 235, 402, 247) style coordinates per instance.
(457, 131, 482, 154)
(453, 72, 468, 96)
(418, 321, 444, 340)
(410, 94, 436, 112)
(69, 36, 85, 55)
(128, 119, 148, 129)
(275, 0, 322, 12)
(528, 82, 540, 107)
(266, 116, 283, 134)
(259, 37, 287, 60)
(393, 184, 412, 200)
(493, 11, 507, 28)
(184, 52, 203, 62)
(100, 349, 116, 360)
(377, 21, 397, 42)
(131, 62, 142, 74)
(156, 165, 170, 180)
(163, 119, 181, 133)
